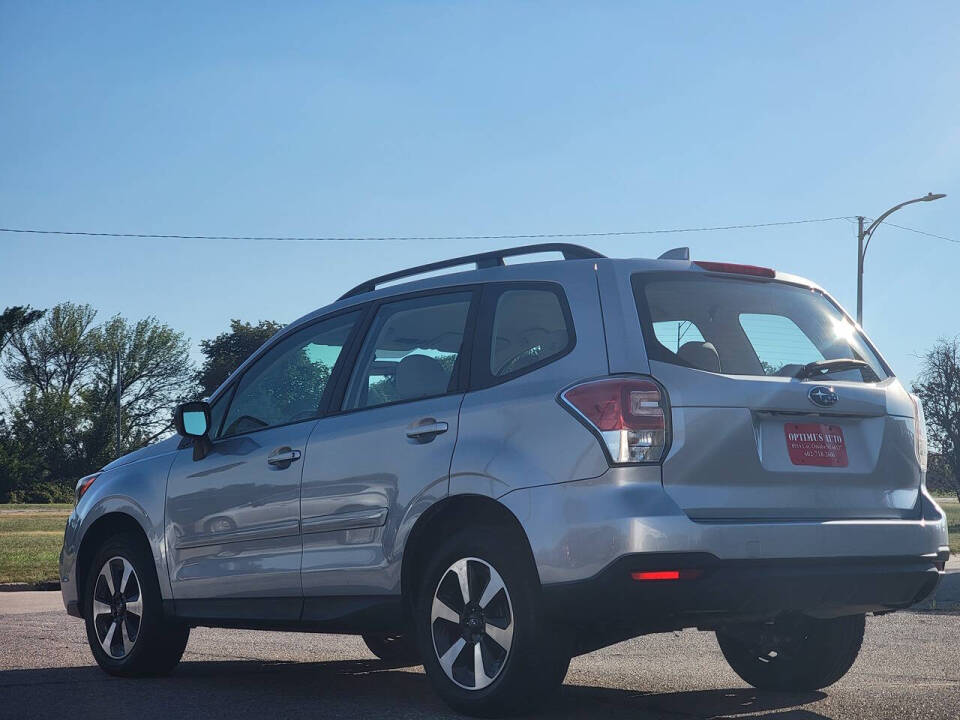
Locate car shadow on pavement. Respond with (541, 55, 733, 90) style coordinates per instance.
(0, 658, 831, 720)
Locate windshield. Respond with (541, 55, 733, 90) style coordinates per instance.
(632, 273, 890, 383)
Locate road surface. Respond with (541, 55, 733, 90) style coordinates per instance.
(1, 590, 957, 720)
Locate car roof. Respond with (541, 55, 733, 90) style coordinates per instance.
(290, 249, 821, 330)
(209, 245, 823, 402)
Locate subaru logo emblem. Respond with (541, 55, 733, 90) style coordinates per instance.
(809, 386, 838, 407)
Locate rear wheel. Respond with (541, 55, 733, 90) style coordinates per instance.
(716, 614, 865, 691)
(362, 633, 421, 666)
(83, 532, 190, 676)
(415, 529, 570, 717)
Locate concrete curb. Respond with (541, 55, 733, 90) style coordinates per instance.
(0, 582, 60, 592)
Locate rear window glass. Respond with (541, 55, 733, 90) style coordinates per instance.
(653, 320, 706, 353)
(633, 273, 888, 382)
(739, 313, 823, 374)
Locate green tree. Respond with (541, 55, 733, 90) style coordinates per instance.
(196, 319, 283, 396)
(913, 336, 960, 502)
(0, 303, 194, 499)
(0, 306, 45, 353)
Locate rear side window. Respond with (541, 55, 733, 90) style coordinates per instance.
(632, 273, 889, 382)
(343, 292, 473, 410)
(490, 289, 571, 377)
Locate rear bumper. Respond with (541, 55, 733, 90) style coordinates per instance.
(500, 467, 951, 585)
(543, 551, 946, 653)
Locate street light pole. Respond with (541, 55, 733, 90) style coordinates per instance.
(856, 215, 865, 326)
(856, 192, 946, 325)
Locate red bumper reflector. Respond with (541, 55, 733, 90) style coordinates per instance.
(631, 569, 702, 581)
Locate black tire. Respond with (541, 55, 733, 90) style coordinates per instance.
(716, 614, 865, 691)
(362, 633, 421, 666)
(83, 531, 190, 676)
(415, 528, 570, 717)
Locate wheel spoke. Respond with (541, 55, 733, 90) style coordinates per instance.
(485, 621, 513, 652)
(473, 641, 491, 688)
(126, 597, 142, 619)
(120, 559, 134, 594)
(431, 595, 460, 625)
(100, 564, 115, 595)
(478, 572, 504, 609)
(438, 637, 466, 678)
(120, 619, 134, 655)
(100, 619, 117, 655)
(92, 600, 113, 620)
(451, 559, 471, 605)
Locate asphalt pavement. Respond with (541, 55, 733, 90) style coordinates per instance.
(1, 588, 958, 720)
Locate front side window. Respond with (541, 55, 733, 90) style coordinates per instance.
(220, 311, 360, 437)
(489, 288, 571, 377)
(208, 386, 233, 439)
(344, 292, 473, 410)
(633, 273, 888, 382)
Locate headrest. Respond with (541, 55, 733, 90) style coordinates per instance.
(677, 341, 721, 373)
(395, 354, 449, 400)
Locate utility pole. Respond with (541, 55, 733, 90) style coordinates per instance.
(115, 346, 122, 456)
(856, 193, 945, 326)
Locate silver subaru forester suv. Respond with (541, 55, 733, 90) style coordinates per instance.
(60, 244, 949, 716)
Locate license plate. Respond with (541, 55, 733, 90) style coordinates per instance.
(784, 422, 848, 467)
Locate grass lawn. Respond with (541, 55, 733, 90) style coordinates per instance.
(0, 504, 71, 585)
(940, 497, 960, 555)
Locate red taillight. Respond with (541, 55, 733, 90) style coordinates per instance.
(631, 569, 702, 581)
(694, 261, 776, 278)
(561, 377, 669, 463)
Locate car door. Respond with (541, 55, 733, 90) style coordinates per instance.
(165, 309, 362, 620)
(299, 289, 478, 615)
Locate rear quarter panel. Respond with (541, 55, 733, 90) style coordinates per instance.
(450, 262, 610, 497)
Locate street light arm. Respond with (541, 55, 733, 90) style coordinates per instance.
(862, 193, 946, 255)
(856, 192, 944, 326)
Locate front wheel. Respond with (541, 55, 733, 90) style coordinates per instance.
(83, 532, 190, 676)
(416, 529, 570, 717)
(716, 614, 865, 691)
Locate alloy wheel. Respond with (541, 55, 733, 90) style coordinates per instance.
(430, 557, 514, 690)
(92, 556, 142, 659)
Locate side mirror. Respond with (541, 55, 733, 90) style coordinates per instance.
(174, 401, 213, 461)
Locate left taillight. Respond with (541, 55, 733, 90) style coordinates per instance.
(75, 474, 98, 504)
(560, 376, 670, 464)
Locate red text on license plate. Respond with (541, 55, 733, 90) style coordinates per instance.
(784, 423, 848, 467)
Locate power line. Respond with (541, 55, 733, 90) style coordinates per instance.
(873, 221, 958, 244)
(844, 216, 958, 244)
(0, 216, 856, 243)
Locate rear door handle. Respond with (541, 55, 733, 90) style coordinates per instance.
(267, 448, 302, 467)
(406, 420, 449, 441)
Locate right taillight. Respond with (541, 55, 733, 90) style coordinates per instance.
(560, 376, 669, 464)
(909, 393, 928, 473)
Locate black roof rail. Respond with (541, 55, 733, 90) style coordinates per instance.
(338, 242, 605, 300)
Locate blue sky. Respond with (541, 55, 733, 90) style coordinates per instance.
(1, 1, 958, 384)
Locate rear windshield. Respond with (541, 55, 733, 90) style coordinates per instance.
(632, 273, 889, 382)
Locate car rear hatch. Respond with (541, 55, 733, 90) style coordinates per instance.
(632, 266, 923, 521)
